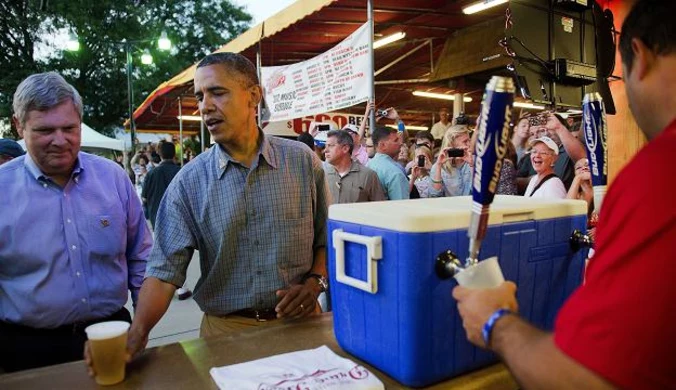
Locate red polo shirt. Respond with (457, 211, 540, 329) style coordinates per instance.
(554, 120, 676, 389)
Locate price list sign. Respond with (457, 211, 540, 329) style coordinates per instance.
(261, 23, 372, 122)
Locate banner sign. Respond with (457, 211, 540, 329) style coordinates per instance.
(262, 112, 367, 137)
(261, 22, 372, 122)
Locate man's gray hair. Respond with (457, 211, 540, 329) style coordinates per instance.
(327, 129, 354, 155)
(13, 72, 83, 126)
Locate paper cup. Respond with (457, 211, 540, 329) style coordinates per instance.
(454, 256, 505, 289)
(85, 321, 130, 386)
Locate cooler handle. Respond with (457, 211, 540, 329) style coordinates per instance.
(332, 229, 382, 294)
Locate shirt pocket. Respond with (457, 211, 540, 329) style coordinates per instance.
(274, 215, 314, 271)
(87, 214, 126, 257)
(346, 182, 366, 202)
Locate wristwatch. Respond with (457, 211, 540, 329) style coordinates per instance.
(304, 273, 329, 293)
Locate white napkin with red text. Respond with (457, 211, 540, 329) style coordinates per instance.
(209, 345, 384, 390)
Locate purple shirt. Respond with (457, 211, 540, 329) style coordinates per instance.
(0, 152, 152, 328)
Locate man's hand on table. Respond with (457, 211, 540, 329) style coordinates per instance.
(452, 281, 519, 348)
(275, 280, 321, 319)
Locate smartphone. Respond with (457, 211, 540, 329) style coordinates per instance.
(417, 155, 425, 167)
(316, 124, 331, 131)
(446, 148, 464, 158)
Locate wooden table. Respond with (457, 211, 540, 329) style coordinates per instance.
(0, 313, 518, 389)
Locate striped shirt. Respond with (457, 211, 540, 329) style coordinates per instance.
(352, 145, 369, 166)
(145, 133, 329, 315)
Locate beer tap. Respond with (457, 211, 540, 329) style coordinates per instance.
(436, 76, 514, 279)
(570, 229, 593, 252)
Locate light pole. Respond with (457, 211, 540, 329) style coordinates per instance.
(125, 41, 136, 155)
(66, 32, 171, 156)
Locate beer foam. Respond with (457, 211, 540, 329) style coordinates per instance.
(85, 321, 130, 340)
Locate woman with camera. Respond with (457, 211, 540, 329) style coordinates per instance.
(428, 125, 473, 197)
(409, 145, 434, 198)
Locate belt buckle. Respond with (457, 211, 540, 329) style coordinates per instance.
(254, 310, 267, 322)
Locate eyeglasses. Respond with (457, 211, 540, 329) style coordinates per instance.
(531, 150, 553, 156)
(415, 143, 432, 149)
(366, 144, 374, 148)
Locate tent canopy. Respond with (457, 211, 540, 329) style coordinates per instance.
(130, 0, 510, 133)
(18, 123, 125, 152)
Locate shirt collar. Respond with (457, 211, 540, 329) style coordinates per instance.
(259, 132, 278, 169)
(374, 152, 395, 162)
(667, 118, 676, 134)
(374, 152, 406, 174)
(23, 151, 83, 183)
(214, 130, 278, 179)
(326, 160, 360, 177)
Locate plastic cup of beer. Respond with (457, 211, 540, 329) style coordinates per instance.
(85, 321, 130, 386)
(454, 256, 505, 289)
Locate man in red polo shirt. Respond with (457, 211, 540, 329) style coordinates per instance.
(452, 1, 676, 388)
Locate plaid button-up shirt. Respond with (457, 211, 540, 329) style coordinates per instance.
(146, 133, 329, 315)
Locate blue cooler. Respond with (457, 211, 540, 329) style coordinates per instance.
(328, 195, 588, 387)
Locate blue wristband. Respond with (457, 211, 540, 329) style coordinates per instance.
(397, 120, 405, 133)
(482, 308, 512, 347)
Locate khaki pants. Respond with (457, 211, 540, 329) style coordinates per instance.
(199, 314, 280, 338)
(200, 305, 322, 338)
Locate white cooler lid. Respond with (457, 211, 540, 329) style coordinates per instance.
(328, 195, 588, 233)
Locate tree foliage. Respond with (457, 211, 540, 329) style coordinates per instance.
(0, 0, 252, 137)
(0, 0, 48, 138)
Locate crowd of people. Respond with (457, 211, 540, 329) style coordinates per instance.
(0, 1, 674, 388)
(125, 136, 201, 195)
(300, 98, 595, 226)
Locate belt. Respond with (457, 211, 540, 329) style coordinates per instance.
(0, 307, 131, 336)
(68, 307, 131, 334)
(230, 308, 278, 322)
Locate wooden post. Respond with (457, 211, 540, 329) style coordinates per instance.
(605, 0, 645, 184)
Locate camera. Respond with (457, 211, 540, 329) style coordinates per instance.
(454, 112, 469, 125)
(417, 155, 425, 167)
(316, 124, 331, 132)
(529, 115, 548, 127)
(376, 109, 389, 118)
(446, 148, 465, 158)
